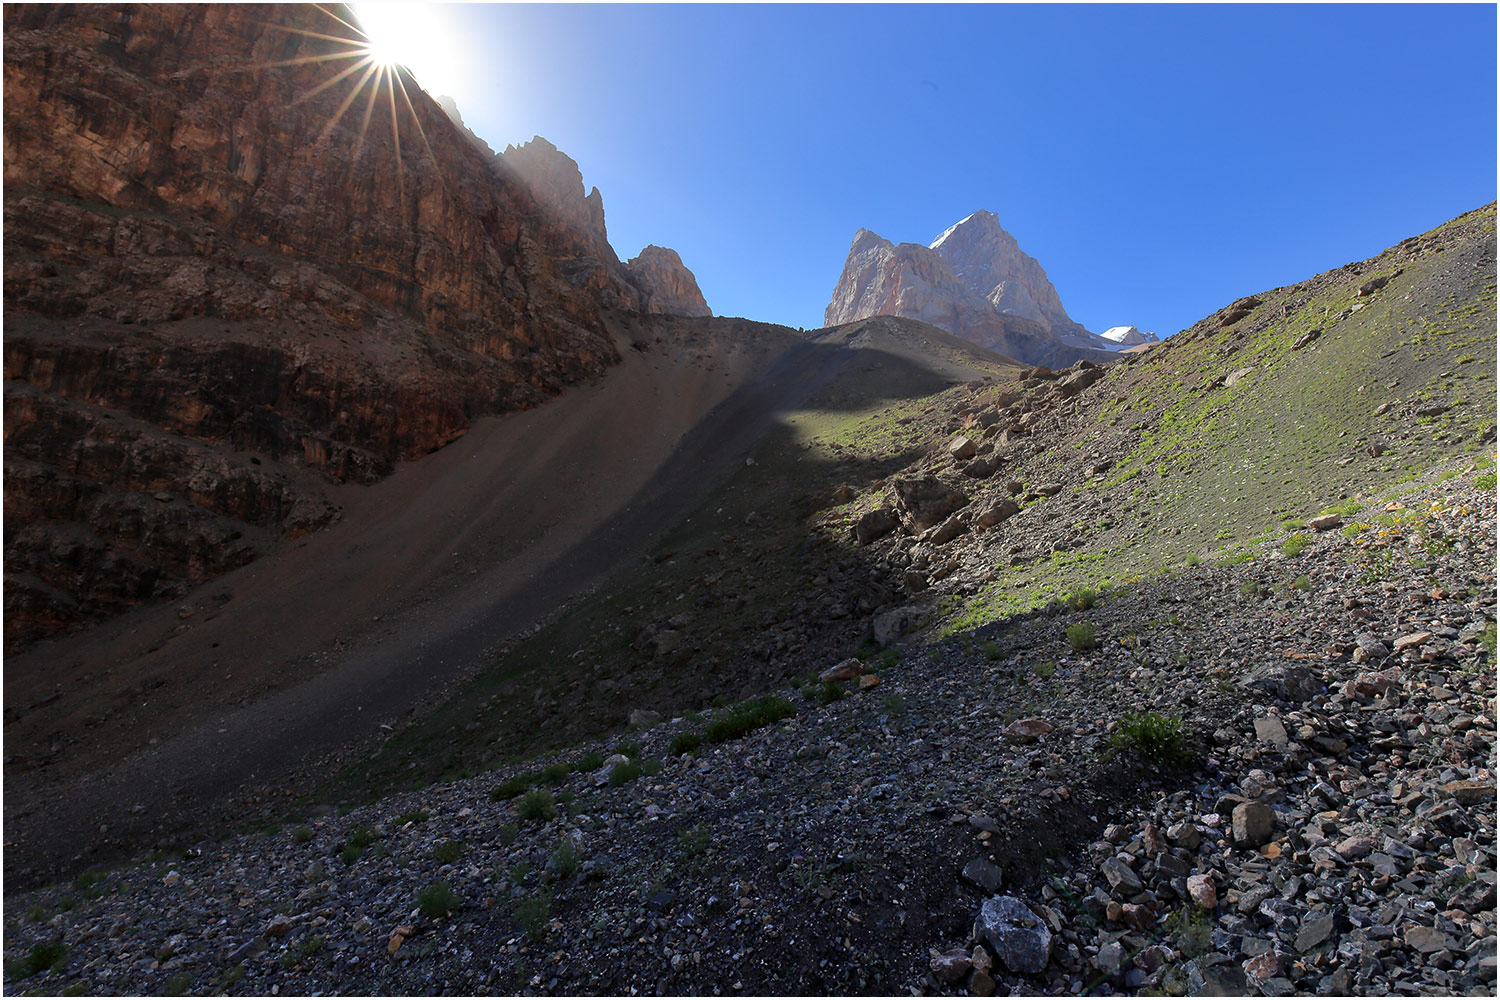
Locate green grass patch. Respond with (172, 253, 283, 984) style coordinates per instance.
(339, 826, 378, 866)
(518, 790, 557, 822)
(1112, 711, 1192, 765)
(430, 840, 465, 864)
(7, 941, 67, 980)
(416, 881, 459, 918)
(1065, 621, 1097, 652)
(1280, 534, 1310, 557)
(489, 772, 539, 801)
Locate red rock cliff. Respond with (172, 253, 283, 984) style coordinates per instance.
(2, 3, 647, 646)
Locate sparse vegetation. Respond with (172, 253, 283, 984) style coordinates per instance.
(1034, 660, 1057, 678)
(339, 826, 378, 865)
(669, 731, 706, 756)
(1292, 574, 1313, 592)
(518, 789, 558, 822)
(490, 772, 539, 801)
(814, 681, 845, 704)
(1067, 587, 1096, 610)
(550, 837, 581, 879)
(1112, 711, 1192, 764)
(1065, 622, 1097, 652)
(1280, 533, 1310, 557)
(7, 941, 68, 980)
(417, 881, 459, 918)
(540, 762, 571, 785)
(430, 840, 465, 864)
(512, 888, 553, 940)
(679, 823, 711, 858)
(608, 760, 643, 787)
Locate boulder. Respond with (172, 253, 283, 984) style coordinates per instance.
(976, 896, 1053, 974)
(819, 658, 863, 684)
(1230, 802, 1277, 848)
(948, 436, 978, 461)
(872, 607, 921, 648)
(1057, 366, 1104, 398)
(853, 508, 899, 545)
(892, 477, 969, 532)
(975, 499, 1021, 528)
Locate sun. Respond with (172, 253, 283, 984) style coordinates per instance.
(350, 2, 465, 98)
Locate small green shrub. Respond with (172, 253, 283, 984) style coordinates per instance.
(1477, 470, 1498, 490)
(575, 751, 604, 772)
(679, 823, 710, 858)
(162, 971, 193, 995)
(704, 695, 796, 743)
(1166, 905, 1213, 957)
(669, 731, 705, 756)
(1065, 622, 1096, 652)
(1240, 580, 1263, 597)
(8, 941, 68, 979)
(393, 809, 429, 827)
(1480, 623, 1497, 658)
(980, 639, 1005, 661)
(416, 881, 459, 918)
(430, 840, 465, 864)
(498, 823, 518, 845)
(608, 760, 643, 787)
(616, 740, 642, 759)
(292, 824, 314, 843)
(1034, 660, 1057, 678)
(1184, 553, 1201, 567)
(340, 826, 378, 865)
(540, 762, 571, 785)
(549, 838, 580, 880)
(882, 692, 907, 715)
(490, 772, 538, 801)
(1280, 534, 1310, 557)
(512, 888, 553, 939)
(877, 648, 901, 671)
(1112, 711, 1192, 764)
(640, 757, 663, 777)
(518, 790, 557, 822)
(1292, 575, 1312, 592)
(813, 681, 845, 705)
(1069, 588, 1097, 610)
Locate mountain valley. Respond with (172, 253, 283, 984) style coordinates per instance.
(2, 4, 1496, 999)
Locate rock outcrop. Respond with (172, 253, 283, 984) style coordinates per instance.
(623, 246, 712, 317)
(2, 3, 654, 645)
(825, 211, 1118, 368)
(498, 136, 615, 272)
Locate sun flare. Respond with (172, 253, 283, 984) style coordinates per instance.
(350, 2, 465, 99)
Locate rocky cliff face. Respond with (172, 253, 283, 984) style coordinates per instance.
(623, 246, 712, 317)
(2, 3, 651, 646)
(825, 212, 1118, 368)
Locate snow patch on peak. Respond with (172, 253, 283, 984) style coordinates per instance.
(929, 210, 999, 250)
(1101, 325, 1160, 347)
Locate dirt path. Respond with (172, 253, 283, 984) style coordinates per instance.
(3, 321, 852, 888)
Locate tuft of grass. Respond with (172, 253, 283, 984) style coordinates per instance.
(1112, 711, 1192, 765)
(679, 823, 711, 858)
(430, 840, 465, 865)
(512, 888, 553, 940)
(1065, 621, 1097, 652)
(393, 809, 429, 827)
(704, 695, 796, 743)
(616, 740, 642, 760)
(1477, 470, 1498, 490)
(416, 881, 459, 919)
(550, 838, 581, 880)
(1292, 574, 1313, 592)
(1240, 579, 1263, 597)
(518, 789, 557, 822)
(7, 941, 68, 979)
(1480, 623, 1497, 658)
(813, 681, 845, 705)
(498, 823, 519, 846)
(1034, 660, 1057, 678)
(162, 971, 193, 996)
(1166, 906, 1213, 958)
(1184, 553, 1201, 567)
(980, 639, 1005, 661)
(540, 762, 571, 785)
(1068, 588, 1097, 610)
(574, 751, 604, 772)
(490, 772, 538, 801)
(641, 757, 663, 777)
(882, 691, 907, 715)
(292, 824, 314, 843)
(340, 826, 378, 866)
(608, 760, 643, 787)
(1280, 533, 1310, 557)
(669, 731, 705, 756)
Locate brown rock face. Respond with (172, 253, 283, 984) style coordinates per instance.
(624, 245, 713, 317)
(824, 213, 1117, 368)
(2, 3, 648, 646)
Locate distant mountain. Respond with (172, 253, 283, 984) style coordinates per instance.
(825, 211, 1119, 368)
(623, 246, 712, 317)
(1101, 325, 1160, 347)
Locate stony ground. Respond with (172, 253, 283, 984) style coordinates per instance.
(5, 466, 1493, 996)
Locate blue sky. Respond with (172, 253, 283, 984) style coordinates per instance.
(374, 3, 1496, 337)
